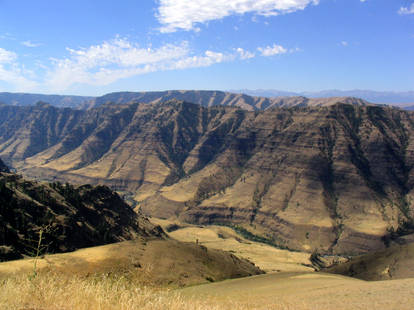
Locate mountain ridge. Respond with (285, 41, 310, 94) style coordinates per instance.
(1, 90, 375, 111)
(2, 89, 413, 110)
(232, 89, 414, 105)
(1, 100, 414, 255)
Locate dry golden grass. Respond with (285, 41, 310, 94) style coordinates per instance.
(0, 238, 261, 288)
(0, 272, 303, 310)
(151, 218, 312, 273)
(3, 270, 414, 310)
(182, 272, 414, 310)
(2, 218, 413, 310)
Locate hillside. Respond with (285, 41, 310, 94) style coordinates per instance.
(0, 238, 263, 287)
(180, 272, 414, 310)
(325, 241, 414, 281)
(1, 101, 414, 255)
(151, 218, 313, 273)
(0, 168, 164, 261)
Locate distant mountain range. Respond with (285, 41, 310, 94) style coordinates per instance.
(1, 90, 413, 110)
(0, 92, 93, 108)
(232, 89, 414, 106)
(0, 90, 377, 110)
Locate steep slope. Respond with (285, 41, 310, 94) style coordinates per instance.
(0, 169, 164, 262)
(326, 242, 414, 280)
(1, 101, 414, 255)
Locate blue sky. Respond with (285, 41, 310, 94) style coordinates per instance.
(0, 0, 413, 96)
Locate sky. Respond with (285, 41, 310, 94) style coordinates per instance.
(0, 0, 413, 96)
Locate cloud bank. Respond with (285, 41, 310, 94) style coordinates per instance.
(157, 0, 320, 32)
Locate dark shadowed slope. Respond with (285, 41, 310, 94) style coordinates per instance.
(0, 158, 8, 172)
(0, 167, 164, 262)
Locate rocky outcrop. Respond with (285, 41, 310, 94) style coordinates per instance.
(0, 171, 164, 262)
(1, 101, 414, 255)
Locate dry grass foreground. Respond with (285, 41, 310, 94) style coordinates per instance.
(2, 270, 414, 310)
(3, 220, 414, 309)
(180, 272, 414, 310)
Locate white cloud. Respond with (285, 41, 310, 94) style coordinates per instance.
(46, 38, 236, 91)
(0, 38, 294, 92)
(21, 40, 42, 48)
(398, 4, 414, 15)
(258, 44, 288, 56)
(341, 41, 348, 46)
(236, 48, 255, 59)
(0, 47, 38, 91)
(157, 0, 320, 32)
(0, 48, 17, 63)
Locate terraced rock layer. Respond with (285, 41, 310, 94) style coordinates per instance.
(1, 101, 414, 255)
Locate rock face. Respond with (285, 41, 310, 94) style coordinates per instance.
(1, 101, 414, 255)
(0, 171, 164, 262)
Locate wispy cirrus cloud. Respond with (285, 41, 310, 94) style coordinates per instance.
(46, 38, 237, 91)
(0, 38, 296, 92)
(46, 38, 298, 91)
(157, 0, 320, 33)
(0, 33, 15, 40)
(0, 48, 17, 63)
(398, 3, 414, 15)
(0, 47, 38, 91)
(21, 40, 42, 48)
